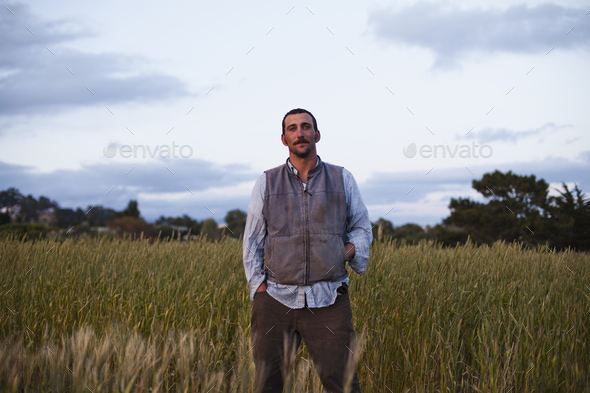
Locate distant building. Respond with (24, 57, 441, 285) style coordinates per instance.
(169, 225, 189, 233)
(92, 226, 113, 234)
(0, 205, 21, 222)
(38, 207, 57, 227)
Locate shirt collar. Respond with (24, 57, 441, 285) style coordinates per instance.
(287, 157, 319, 176)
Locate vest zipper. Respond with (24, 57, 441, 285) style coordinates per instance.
(297, 175, 313, 286)
(295, 167, 316, 286)
(305, 188, 311, 285)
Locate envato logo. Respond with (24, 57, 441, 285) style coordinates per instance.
(103, 142, 193, 159)
(403, 142, 493, 158)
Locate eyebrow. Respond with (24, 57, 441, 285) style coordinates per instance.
(286, 122, 312, 129)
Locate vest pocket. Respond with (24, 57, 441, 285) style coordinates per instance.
(268, 235, 306, 285)
(308, 233, 347, 282)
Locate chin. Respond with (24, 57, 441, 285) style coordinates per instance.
(290, 144, 312, 155)
(293, 151, 312, 159)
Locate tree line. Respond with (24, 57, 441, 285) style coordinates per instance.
(1, 170, 588, 251)
(372, 170, 590, 252)
(0, 188, 246, 241)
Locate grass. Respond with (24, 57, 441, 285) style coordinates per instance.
(0, 233, 588, 392)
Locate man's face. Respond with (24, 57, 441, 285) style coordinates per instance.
(281, 113, 321, 158)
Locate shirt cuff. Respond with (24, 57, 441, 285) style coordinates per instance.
(248, 271, 266, 303)
(346, 232, 370, 275)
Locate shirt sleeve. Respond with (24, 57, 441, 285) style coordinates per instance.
(243, 173, 267, 303)
(342, 168, 373, 275)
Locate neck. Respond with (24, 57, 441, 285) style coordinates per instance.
(289, 151, 318, 182)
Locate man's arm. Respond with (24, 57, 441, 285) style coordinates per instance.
(243, 174, 267, 302)
(343, 168, 373, 275)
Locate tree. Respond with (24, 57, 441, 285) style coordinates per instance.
(426, 222, 468, 247)
(224, 209, 247, 238)
(371, 219, 429, 244)
(371, 218, 394, 242)
(107, 216, 155, 238)
(155, 214, 201, 238)
(0, 188, 24, 207)
(473, 170, 550, 217)
(85, 206, 116, 226)
(444, 170, 590, 251)
(37, 196, 59, 210)
(0, 212, 10, 226)
(55, 208, 86, 228)
(17, 195, 40, 223)
(200, 218, 219, 240)
(0, 189, 59, 224)
(448, 170, 551, 246)
(393, 223, 426, 243)
(546, 183, 590, 251)
(122, 200, 140, 218)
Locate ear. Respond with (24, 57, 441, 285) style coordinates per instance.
(315, 129, 321, 143)
(281, 133, 288, 146)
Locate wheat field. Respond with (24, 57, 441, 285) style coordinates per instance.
(0, 234, 588, 392)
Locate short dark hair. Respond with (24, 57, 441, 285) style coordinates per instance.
(281, 108, 318, 135)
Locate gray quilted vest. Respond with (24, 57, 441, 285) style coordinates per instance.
(263, 156, 349, 285)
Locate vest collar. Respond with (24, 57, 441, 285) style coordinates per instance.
(285, 155, 322, 178)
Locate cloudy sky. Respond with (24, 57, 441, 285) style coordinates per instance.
(1, 0, 589, 226)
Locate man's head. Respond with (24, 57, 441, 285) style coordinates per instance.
(281, 108, 318, 135)
(281, 108, 321, 159)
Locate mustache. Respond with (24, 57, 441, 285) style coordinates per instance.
(295, 139, 310, 145)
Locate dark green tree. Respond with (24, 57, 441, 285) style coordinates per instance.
(427, 220, 469, 246)
(17, 195, 40, 223)
(0, 212, 10, 226)
(0, 188, 24, 207)
(155, 214, 201, 237)
(85, 206, 116, 226)
(371, 218, 394, 242)
(546, 183, 590, 251)
(55, 207, 86, 228)
(224, 209, 247, 238)
(200, 218, 219, 240)
(122, 200, 140, 218)
(448, 170, 551, 246)
(393, 223, 426, 243)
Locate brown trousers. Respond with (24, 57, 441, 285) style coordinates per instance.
(251, 289, 361, 393)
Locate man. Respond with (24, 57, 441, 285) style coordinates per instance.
(243, 108, 373, 393)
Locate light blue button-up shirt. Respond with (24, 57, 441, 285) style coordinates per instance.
(243, 156, 373, 309)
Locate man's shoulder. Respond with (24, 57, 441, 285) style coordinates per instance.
(324, 161, 353, 180)
(322, 160, 343, 170)
(340, 167, 354, 178)
(336, 167, 358, 194)
(263, 162, 287, 175)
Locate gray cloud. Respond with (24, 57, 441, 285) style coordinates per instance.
(362, 166, 475, 206)
(0, 158, 259, 222)
(0, 3, 193, 116)
(368, 3, 590, 67)
(457, 122, 571, 143)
